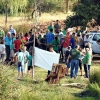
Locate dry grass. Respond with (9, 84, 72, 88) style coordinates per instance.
(0, 12, 73, 27)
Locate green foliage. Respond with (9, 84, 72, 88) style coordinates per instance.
(0, 66, 20, 100)
(65, 15, 86, 29)
(1, 64, 100, 100)
(0, 0, 77, 16)
(88, 83, 100, 98)
(40, 0, 63, 13)
(9, 0, 28, 15)
(65, 0, 100, 29)
(89, 70, 100, 86)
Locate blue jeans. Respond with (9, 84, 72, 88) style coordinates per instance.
(66, 61, 71, 68)
(70, 59, 79, 78)
(84, 64, 90, 78)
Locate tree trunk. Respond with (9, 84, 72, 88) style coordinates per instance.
(66, 0, 69, 13)
(5, 0, 8, 25)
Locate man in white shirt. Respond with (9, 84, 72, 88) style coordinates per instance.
(84, 34, 90, 47)
(9, 25, 16, 36)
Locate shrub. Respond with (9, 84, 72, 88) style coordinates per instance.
(89, 70, 100, 86)
(0, 65, 20, 100)
(88, 83, 100, 98)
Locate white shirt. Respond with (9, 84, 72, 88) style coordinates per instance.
(0, 44, 5, 54)
(84, 37, 91, 46)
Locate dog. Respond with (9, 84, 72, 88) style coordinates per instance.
(45, 63, 67, 84)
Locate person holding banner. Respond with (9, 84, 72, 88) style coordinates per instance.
(47, 45, 56, 76)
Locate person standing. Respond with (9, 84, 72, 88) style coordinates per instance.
(67, 45, 80, 78)
(70, 34, 75, 49)
(14, 36, 22, 52)
(9, 25, 16, 36)
(83, 47, 92, 78)
(84, 34, 90, 47)
(0, 40, 5, 62)
(47, 45, 56, 76)
(54, 20, 61, 34)
(51, 36, 60, 53)
(46, 28, 54, 44)
(22, 46, 29, 74)
(0, 26, 5, 42)
(16, 50, 25, 79)
(65, 46, 71, 75)
(47, 22, 54, 32)
(27, 51, 33, 76)
(10, 33, 16, 64)
(39, 35, 47, 50)
(4, 32, 11, 61)
(62, 36, 70, 62)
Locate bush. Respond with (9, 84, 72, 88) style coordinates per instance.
(88, 83, 100, 98)
(0, 65, 20, 100)
(89, 70, 100, 86)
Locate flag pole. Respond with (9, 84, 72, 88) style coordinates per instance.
(32, 0, 37, 80)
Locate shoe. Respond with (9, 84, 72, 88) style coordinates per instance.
(74, 75, 76, 79)
(17, 77, 21, 80)
(63, 60, 65, 63)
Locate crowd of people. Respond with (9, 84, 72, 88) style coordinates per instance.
(0, 19, 97, 79)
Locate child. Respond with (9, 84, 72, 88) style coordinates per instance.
(0, 40, 5, 62)
(83, 47, 92, 78)
(78, 47, 83, 76)
(17, 50, 25, 79)
(27, 51, 33, 76)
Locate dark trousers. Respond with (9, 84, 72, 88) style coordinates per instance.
(59, 46, 63, 59)
(84, 64, 90, 78)
(5, 45, 10, 61)
(79, 59, 82, 70)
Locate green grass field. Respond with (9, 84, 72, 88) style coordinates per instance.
(0, 63, 100, 100)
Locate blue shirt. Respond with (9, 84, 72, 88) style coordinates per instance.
(4, 36, 11, 45)
(70, 38, 75, 49)
(10, 37, 16, 50)
(46, 32, 54, 44)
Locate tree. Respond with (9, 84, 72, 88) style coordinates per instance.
(65, 0, 100, 29)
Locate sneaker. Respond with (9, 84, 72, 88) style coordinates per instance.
(63, 59, 65, 63)
(74, 75, 76, 79)
(17, 77, 21, 80)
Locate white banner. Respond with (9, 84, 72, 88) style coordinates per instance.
(34, 47, 60, 71)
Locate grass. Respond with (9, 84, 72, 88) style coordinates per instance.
(0, 63, 100, 100)
(0, 12, 73, 34)
(0, 12, 73, 26)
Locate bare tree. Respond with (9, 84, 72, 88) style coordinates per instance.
(66, 0, 69, 12)
(5, 0, 8, 25)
